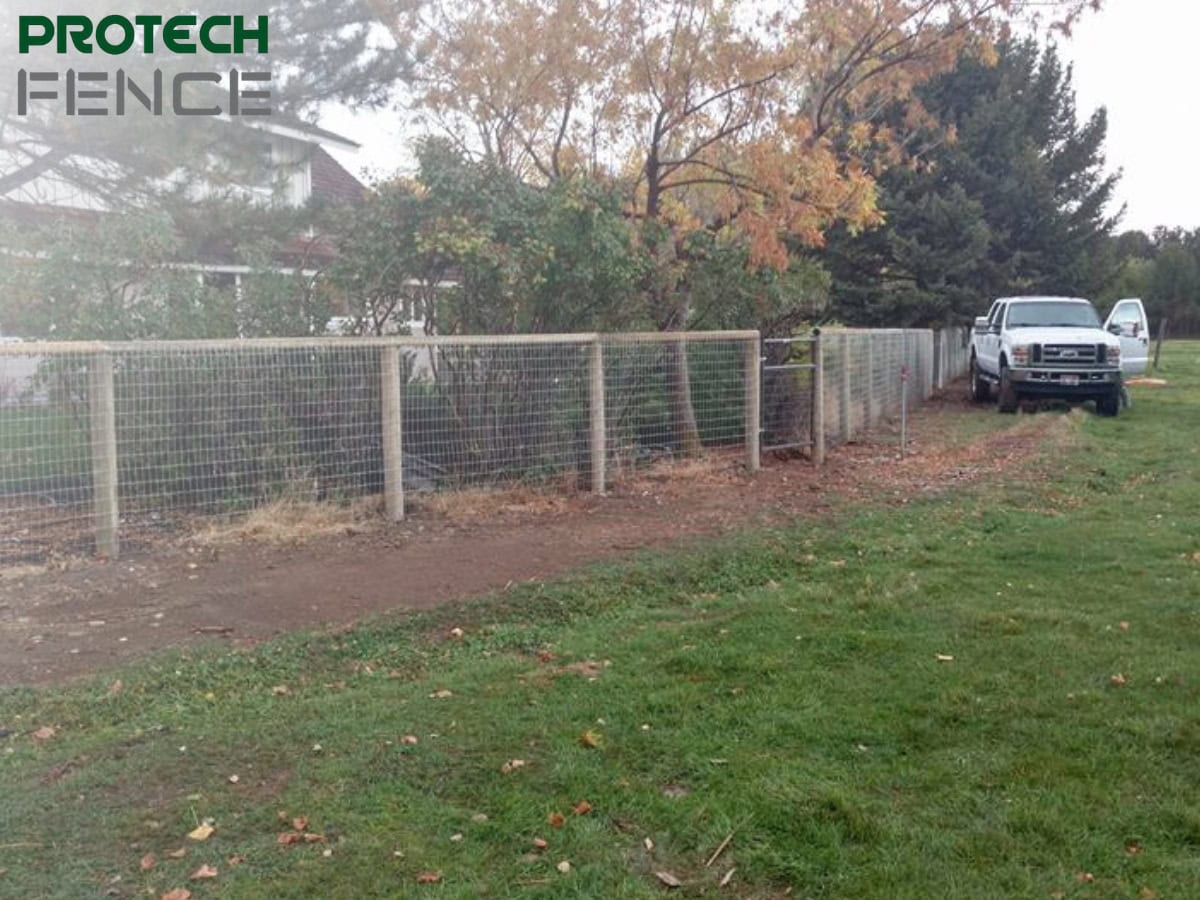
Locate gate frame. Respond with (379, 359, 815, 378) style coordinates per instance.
(759, 329, 822, 464)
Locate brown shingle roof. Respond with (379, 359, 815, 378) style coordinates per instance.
(310, 147, 367, 206)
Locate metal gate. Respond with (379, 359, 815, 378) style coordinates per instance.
(760, 331, 819, 454)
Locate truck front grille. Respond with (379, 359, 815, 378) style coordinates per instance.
(1041, 344, 1098, 366)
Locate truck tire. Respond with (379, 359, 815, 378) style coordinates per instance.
(997, 364, 1018, 414)
(1096, 391, 1120, 417)
(969, 355, 991, 403)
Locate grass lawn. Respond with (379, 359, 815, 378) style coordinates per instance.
(2, 345, 1199, 899)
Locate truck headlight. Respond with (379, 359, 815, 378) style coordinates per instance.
(1011, 345, 1031, 366)
(1107, 343, 1121, 366)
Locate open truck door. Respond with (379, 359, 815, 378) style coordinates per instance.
(1104, 298, 1150, 375)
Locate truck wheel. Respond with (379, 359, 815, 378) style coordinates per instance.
(969, 356, 990, 403)
(1096, 391, 1120, 417)
(997, 365, 1018, 414)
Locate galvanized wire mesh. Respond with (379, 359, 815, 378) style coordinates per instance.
(820, 328, 970, 450)
(0, 328, 969, 562)
(0, 333, 755, 562)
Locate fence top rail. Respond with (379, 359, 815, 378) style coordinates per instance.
(0, 330, 761, 356)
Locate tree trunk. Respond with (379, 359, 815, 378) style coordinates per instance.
(665, 335, 702, 457)
(645, 145, 701, 457)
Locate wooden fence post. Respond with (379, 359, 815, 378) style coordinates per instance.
(933, 330, 943, 391)
(839, 333, 852, 444)
(743, 334, 761, 472)
(89, 353, 119, 558)
(1154, 318, 1168, 371)
(590, 338, 607, 492)
(381, 345, 404, 521)
(865, 336, 876, 430)
(812, 330, 826, 466)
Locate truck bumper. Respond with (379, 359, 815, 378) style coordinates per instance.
(1009, 367, 1120, 397)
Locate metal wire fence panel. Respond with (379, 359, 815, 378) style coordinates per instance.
(600, 335, 750, 476)
(819, 328, 965, 451)
(0, 328, 972, 562)
(0, 346, 96, 561)
(0, 332, 760, 562)
(405, 341, 592, 487)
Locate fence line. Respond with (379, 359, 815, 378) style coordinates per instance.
(0, 327, 970, 561)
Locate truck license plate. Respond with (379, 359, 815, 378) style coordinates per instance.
(1061, 374, 1079, 386)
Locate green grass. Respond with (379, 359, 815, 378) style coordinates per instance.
(3, 346, 1200, 899)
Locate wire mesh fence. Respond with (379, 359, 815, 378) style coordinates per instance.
(0, 327, 970, 562)
(762, 327, 970, 456)
(0, 332, 757, 562)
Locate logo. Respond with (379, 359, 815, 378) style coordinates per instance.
(1061, 350, 1078, 359)
(15, 15, 271, 117)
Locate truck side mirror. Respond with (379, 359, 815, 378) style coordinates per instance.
(973, 316, 989, 335)
(1107, 323, 1121, 335)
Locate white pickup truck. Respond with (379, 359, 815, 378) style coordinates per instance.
(968, 296, 1149, 417)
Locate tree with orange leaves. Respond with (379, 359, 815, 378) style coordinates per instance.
(350, 0, 1102, 451)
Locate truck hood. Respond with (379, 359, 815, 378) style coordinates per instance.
(1006, 327, 1118, 347)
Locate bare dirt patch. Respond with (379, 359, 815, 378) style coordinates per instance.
(0, 388, 1069, 686)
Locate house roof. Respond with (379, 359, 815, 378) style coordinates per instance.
(241, 117, 362, 152)
(311, 147, 367, 205)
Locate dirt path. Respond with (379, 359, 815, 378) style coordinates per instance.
(0, 392, 1066, 686)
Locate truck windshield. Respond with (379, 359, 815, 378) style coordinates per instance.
(1006, 301, 1101, 329)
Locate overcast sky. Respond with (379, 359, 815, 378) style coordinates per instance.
(323, 0, 1199, 235)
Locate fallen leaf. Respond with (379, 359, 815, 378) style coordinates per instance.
(189, 864, 218, 881)
(276, 833, 304, 845)
(643, 837, 654, 851)
(140, 852, 156, 872)
(227, 854, 246, 866)
(470, 813, 488, 824)
(292, 816, 309, 832)
(556, 860, 571, 874)
(1119, 621, 1131, 631)
(536, 650, 556, 663)
(416, 871, 442, 884)
(1075, 872, 1095, 884)
(935, 654, 955, 663)
(449, 627, 465, 639)
(31, 726, 56, 742)
(303, 833, 326, 844)
(655, 870, 683, 888)
(532, 838, 549, 850)
(1126, 841, 1144, 855)
(720, 867, 736, 887)
(186, 824, 215, 842)
(107, 679, 124, 697)
(270, 685, 290, 696)
(1139, 888, 1158, 900)
(578, 729, 604, 749)
(547, 812, 566, 829)
(450, 833, 463, 842)
(500, 758, 527, 774)
(227, 774, 240, 784)
(160, 891, 191, 900)
(572, 800, 592, 816)
(429, 689, 453, 699)
(400, 735, 419, 746)
(165, 848, 187, 860)
(1111, 673, 1128, 687)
